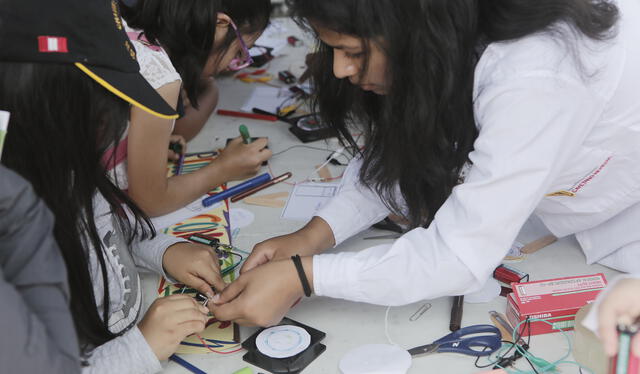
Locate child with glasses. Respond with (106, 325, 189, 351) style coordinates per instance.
(112, 0, 273, 217)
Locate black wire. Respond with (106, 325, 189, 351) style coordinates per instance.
(474, 344, 503, 368)
(272, 144, 357, 167)
(478, 317, 535, 371)
(272, 145, 335, 157)
(525, 356, 540, 374)
(520, 318, 541, 373)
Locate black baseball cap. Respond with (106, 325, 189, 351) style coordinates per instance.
(0, 0, 178, 120)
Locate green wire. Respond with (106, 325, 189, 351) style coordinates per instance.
(477, 318, 596, 374)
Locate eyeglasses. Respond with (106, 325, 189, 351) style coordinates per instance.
(228, 18, 254, 71)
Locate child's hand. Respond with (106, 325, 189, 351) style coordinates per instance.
(598, 278, 640, 357)
(162, 243, 226, 298)
(216, 137, 272, 181)
(138, 294, 209, 360)
(168, 135, 187, 161)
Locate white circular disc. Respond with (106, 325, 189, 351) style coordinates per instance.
(256, 325, 311, 358)
(339, 344, 412, 374)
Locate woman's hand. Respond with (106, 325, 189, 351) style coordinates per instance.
(209, 257, 313, 327)
(162, 243, 226, 298)
(138, 295, 209, 360)
(597, 278, 640, 357)
(241, 217, 335, 273)
(241, 234, 312, 274)
(215, 137, 272, 181)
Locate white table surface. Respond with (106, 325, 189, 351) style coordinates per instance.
(145, 18, 620, 374)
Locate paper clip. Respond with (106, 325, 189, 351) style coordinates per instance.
(409, 303, 432, 322)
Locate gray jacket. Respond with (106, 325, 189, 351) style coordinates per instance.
(0, 166, 80, 373)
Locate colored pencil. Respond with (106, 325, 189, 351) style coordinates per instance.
(175, 153, 185, 175)
(217, 109, 278, 122)
(202, 173, 272, 207)
(169, 354, 207, 374)
(231, 172, 292, 203)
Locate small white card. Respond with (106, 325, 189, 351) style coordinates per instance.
(281, 182, 340, 221)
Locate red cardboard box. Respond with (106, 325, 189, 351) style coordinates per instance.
(506, 273, 607, 336)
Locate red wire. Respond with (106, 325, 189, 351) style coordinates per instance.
(195, 333, 244, 355)
(268, 160, 345, 186)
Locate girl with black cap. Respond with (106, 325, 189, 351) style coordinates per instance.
(0, 0, 225, 372)
(111, 0, 274, 217)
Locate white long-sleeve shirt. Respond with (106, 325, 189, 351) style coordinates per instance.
(313, 0, 640, 306)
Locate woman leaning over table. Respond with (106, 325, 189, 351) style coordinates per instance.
(209, 0, 640, 327)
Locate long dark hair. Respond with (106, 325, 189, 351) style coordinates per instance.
(288, 0, 618, 228)
(120, 0, 272, 107)
(0, 63, 154, 357)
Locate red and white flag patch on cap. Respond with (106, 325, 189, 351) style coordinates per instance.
(38, 36, 68, 53)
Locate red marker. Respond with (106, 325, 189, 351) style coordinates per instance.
(217, 109, 278, 122)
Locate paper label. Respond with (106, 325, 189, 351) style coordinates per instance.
(515, 274, 606, 298)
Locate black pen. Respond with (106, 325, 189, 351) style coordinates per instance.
(450, 296, 464, 332)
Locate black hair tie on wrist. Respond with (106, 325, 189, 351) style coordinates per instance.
(291, 255, 312, 297)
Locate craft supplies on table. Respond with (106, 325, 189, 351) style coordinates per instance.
(507, 273, 608, 336)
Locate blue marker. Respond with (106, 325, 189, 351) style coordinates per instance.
(202, 173, 271, 207)
(169, 354, 207, 374)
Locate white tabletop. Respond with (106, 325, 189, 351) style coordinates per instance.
(147, 18, 620, 374)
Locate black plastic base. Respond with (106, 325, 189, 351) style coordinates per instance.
(242, 318, 326, 374)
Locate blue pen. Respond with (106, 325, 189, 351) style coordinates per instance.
(169, 354, 207, 374)
(202, 173, 271, 207)
(175, 153, 186, 175)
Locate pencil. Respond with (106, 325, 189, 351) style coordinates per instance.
(202, 173, 272, 207)
(230, 172, 292, 203)
(175, 153, 185, 175)
(169, 354, 207, 374)
(217, 109, 278, 122)
(169, 142, 185, 175)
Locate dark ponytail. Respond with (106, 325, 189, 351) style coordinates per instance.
(0, 62, 154, 357)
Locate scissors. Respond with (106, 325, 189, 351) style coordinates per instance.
(407, 325, 502, 358)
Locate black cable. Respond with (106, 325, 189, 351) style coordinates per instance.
(272, 145, 335, 157)
(272, 144, 357, 167)
(475, 344, 501, 368)
(525, 356, 540, 374)
(484, 318, 534, 371)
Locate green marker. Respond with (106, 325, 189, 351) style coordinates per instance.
(232, 368, 253, 374)
(0, 111, 10, 161)
(239, 124, 252, 144)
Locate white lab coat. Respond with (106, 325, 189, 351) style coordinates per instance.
(312, 0, 640, 306)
